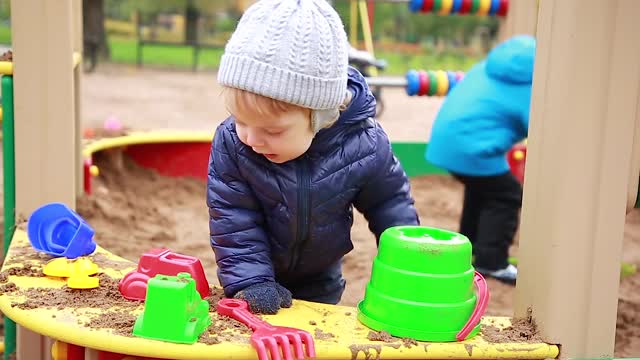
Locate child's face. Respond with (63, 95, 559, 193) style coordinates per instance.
(233, 107, 314, 164)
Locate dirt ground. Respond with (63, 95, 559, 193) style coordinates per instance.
(2, 64, 639, 357)
(80, 64, 445, 141)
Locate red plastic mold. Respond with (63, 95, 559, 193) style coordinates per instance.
(119, 248, 210, 301)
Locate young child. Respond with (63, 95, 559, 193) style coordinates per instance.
(208, 0, 419, 314)
(425, 35, 536, 285)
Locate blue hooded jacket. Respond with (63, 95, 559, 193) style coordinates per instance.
(426, 35, 536, 176)
(207, 67, 419, 297)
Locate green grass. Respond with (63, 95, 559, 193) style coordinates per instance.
(0, 25, 482, 74)
(375, 50, 482, 75)
(0, 24, 482, 74)
(109, 37, 224, 70)
(108, 36, 482, 74)
(0, 25, 10, 44)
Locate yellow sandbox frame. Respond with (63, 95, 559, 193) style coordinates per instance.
(0, 231, 559, 360)
(82, 131, 214, 159)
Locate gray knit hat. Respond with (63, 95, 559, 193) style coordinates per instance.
(218, 0, 349, 111)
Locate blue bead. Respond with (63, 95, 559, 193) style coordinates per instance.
(409, 0, 424, 12)
(489, 0, 501, 15)
(446, 71, 457, 93)
(452, 0, 463, 13)
(406, 70, 420, 96)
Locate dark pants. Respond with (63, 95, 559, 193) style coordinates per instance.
(452, 171, 523, 270)
(279, 261, 346, 304)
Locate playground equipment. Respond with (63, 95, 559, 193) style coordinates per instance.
(1, 0, 639, 359)
(0, 1, 84, 358)
(0, 125, 531, 360)
(408, 0, 510, 16)
(349, 0, 511, 58)
(365, 69, 465, 97)
(82, 130, 213, 194)
(349, 46, 388, 116)
(351, 0, 530, 102)
(0, 231, 559, 359)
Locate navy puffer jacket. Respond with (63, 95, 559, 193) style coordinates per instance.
(208, 68, 419, 297)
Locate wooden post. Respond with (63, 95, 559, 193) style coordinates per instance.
(498, 0, 538, 41)
(349, 0, 358, 47)
(514, 0, 640, 358)
(73, 0, 84, 198)
(10, 0, 81, 358)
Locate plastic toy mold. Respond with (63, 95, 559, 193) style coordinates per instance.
(119, 248, 210, 301)
(27, 202, 97, 259)
(133, 273, 211, 344)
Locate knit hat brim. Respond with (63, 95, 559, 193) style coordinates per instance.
(218, 54, 348, 110)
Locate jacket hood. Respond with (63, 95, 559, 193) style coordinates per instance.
(485, 35, 536, 84)
(337, 67, 377, 124)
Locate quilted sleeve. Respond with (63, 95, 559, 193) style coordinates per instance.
(207, 122, 274, 297)
(354, 124, 420, 242)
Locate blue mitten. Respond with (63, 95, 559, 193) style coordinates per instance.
(234, 282, 293, 314)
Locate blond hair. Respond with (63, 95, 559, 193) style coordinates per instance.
(223, 86, 310, 120)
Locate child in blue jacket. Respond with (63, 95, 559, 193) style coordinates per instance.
(208, 0, 419, 314)
(426, 35, 536, 285)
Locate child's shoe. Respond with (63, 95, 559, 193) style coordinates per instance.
(475, 264, 517, 285)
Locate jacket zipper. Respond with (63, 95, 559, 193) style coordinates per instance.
(288, 157, 311, 272)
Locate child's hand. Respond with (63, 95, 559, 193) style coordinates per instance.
(234, 282, 293, 314)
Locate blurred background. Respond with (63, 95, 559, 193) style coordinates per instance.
(0, 0, 499, 74)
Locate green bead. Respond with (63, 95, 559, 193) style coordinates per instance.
(428, 71, 438, 96)
(433, 0, 443, 12)
(471, 0, 481, 13)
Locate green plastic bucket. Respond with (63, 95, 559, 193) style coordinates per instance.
(357, 226, 489, 342)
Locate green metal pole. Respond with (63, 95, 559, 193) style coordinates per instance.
(2, 75, 16, 360)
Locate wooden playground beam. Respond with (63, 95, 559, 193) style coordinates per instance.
(10, 0, 83, 359)
(498, 0, 538, 41)
(73, 0, 84, 199)
(515, 0, 640, 358)
(11, 0, 80, 212)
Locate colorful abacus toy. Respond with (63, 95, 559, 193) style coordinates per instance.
(405, 69, 465, 96)
(408, 0, 509, 17)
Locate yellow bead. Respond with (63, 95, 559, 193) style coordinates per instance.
(90, 165, 100, 177)
(436, 70, 449, 96)
(513, 150, 525, 161)
(50, 341, 67, 360)
(439, 0, 454, 14)
(478, 0, 491, 15)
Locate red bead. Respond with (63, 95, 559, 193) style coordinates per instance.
(422, 0, 435, 12)
(497, 0, 509, 16)
(418, 71, 429, 96)
(460, 0, 473, 13)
